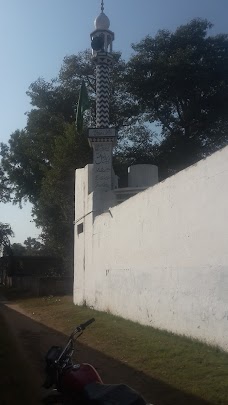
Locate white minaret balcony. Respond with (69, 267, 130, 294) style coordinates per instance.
(91, 1, 114, 56)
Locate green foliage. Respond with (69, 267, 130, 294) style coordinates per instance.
(7, 238, 45, 256)
(0, 129, 48, 204)
(23, 237, 45, 255)
(126, 18, 228, 172)
(0, 222, 14, 249)
(10, 243, 27, 256)
(33, 123, 92, 265)
(0, 164, 11, 203)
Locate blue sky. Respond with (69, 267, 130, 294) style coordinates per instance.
(0, 0, 228, 243)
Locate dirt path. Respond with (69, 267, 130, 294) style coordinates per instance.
(0, 294, 213, 405)
(0, 294, 55, 402)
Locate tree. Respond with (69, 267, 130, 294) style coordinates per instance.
(0, 223, 14, 251)
(23, 237, 44, 255)
(114, 125, 159, 185)
(0, 50, 144, 272)
(0, 165, 11, 203)
(10, 238, 46, 256)
(31, 123, 92, 264)
(10, 243, 27, 256)
(126, 19, 228, 173)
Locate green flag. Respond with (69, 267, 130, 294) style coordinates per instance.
(76, 80, 90, 134)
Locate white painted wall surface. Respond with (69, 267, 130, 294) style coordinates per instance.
(74, 147, 228, 351)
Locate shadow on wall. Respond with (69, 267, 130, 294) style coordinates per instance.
(0, 301, 214, 405)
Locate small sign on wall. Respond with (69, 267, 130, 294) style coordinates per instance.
(77, 223, 84, 235)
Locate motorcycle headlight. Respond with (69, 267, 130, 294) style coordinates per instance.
(45, 346, 63, 366)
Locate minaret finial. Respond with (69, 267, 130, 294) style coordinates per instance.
(101, 0, 104, 13)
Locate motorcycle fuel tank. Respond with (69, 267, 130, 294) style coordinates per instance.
(60, 363, 102, 394)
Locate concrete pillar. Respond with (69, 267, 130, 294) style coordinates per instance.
(93, 142, 113, 191)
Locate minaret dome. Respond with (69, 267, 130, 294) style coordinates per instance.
(94, 12, 110, 30)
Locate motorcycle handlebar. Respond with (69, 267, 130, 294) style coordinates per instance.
(56, 318, 96, 363)
(71, 318, 96, 338)
(79, 318, 95, 330)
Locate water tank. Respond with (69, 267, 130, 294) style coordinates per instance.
(128, 164, 158, 188)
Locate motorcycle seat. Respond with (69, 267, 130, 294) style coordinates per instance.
(84, 382, 147, 405)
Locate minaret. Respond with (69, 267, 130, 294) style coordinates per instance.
(88, 1, 117, 192)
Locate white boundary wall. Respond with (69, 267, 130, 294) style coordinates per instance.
(74, 147, 228, 351)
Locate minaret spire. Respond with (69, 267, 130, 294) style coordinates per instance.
(89, 2, 117, 192)
(91, 1, 114, 127)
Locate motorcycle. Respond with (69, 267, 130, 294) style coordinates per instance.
(42, 318, 151, 404)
